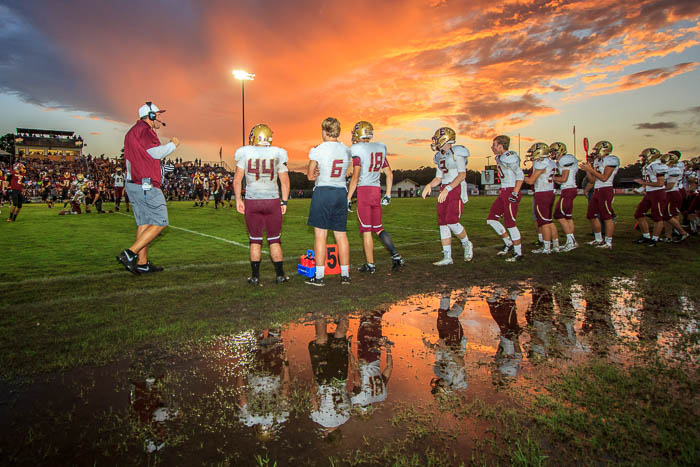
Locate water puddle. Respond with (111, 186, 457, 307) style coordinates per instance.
(1, 280, 697, 464)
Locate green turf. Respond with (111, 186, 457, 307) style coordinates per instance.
(1, 196, 698, 378)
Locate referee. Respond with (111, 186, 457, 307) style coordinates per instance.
(116, 101, 179, 274)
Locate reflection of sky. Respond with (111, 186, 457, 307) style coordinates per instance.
(1, 0, 699, 171)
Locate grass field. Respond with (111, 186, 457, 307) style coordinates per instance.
(1, 195, 699, 378)
(1, 195, 699, 465)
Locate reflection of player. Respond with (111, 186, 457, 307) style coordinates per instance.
(524, 286, 555, 362)
(308, 315, 358, 429)
(581, 281, 616, 356)
(423, 292, 468, 393)
(130, 375, 179, 453)
(234, 124, 291, 286)
(421, 127, 473, 265)
(351, 310, 392, 408)
(579, 141, 620, 249)
(487, 135, 525, 262)
(236, 329, 291, 432)
(346, 121, 405, 273)
(487, 289, 522, 382)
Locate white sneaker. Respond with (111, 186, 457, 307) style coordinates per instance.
(531, 247, 551, 254)
(497, 244, 513, 256)
(596, 242, 612, 249)
(433, 257, 454, 266)
(586, 239, 604, 246)
(463, 241, 473, 262)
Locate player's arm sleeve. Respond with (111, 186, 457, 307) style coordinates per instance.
(146, 142, 176, 160)
(456, 156, 466, 172)
(234, 148, 246, 169)
(513, 163, 524, 181)
(435, 167, 442, 179)
(308, 146, 319, 162)
(352, 156, 362, 167)
(277, 149, 289, 173)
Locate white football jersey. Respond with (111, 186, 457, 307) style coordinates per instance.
(309, 142, 351, 189)
(593, 155, 620, 189)
(112, 173, 125, 188)
(665, 164, 683, 192)
(311, 384, 351, 428)
(350, 141, 389, 187)
(434, 145, 469, 202)
(350, 360, 387, 407)
(642, 161, 668, 192)
(556, 154, 578, 189)
(235, 145, 289, 200)
(532, 158, 555, 192)
(496, 150, 524, 188)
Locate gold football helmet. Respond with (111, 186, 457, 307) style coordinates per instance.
(591, 141, 613, 158)
(352, 121, 374, 143)
(430, 127, 456, 151)
(249, 124, 273, 146)
(659, 153, 678, 166)
(638, 148, 661, 165)
(526, 142, 550, 161)
(549, 142, 567, 159)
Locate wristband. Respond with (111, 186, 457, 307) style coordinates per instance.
(445, 185, 453, 192)
(280, 200, 288, 206)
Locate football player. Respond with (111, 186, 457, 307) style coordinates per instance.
(523, 143, 557, 254)
(6, 162, 26, 222)
(305, 117, 352, 286)
(234, 124, 291, 286)
(192, 171, 204, 207)
(633, 148, 672, 245)
(659, 152, 690, 242)
(421, 127, 473, 265)
(202, 173, 210, 206)
(487, 135, 525, 261)
(212, 171, 224, 209)
(224, 174, 234, 208)
(346, 121, 405, 273)
(60, 170, 73, 207)
(579, 141, 620, 249)
(113, 166, 126, 211)
(40, 171, 53, 208)
(686, 157, 699, 233)
(551, 142, 579, 251)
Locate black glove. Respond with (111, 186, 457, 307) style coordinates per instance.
(508, 191, 520, 203)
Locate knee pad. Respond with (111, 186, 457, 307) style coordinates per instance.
(448, 223, 465, 236)
(439, 225, 451, 240)
(487, 219, 506, 235)
(507, 227, 521, 241)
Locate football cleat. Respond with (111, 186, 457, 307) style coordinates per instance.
(340, 275, 351, 285)
(647, 240, 657, 247)
(358, 263, 376, 274)
(116, 249, 140, 275)
(635, 237, 653, 244)
(392, 255, 405, 270)
(531, 247, 551, 254)
(305, 276, 325, 287)
(505, 253, 524, 262)
(674, 234, 689, 243)
(433, 257, 453, 266)
(596, 243, 612, 249)
(247, 277, 261, 286)
(551, 246, 561, 253)
(497, 244, 513, 256)
(586, 239, 605, 246)
(275, 275, 290, 284)
(463, 241, 473, 262)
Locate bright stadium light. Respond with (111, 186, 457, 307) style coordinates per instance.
(232, 69, 255, 145)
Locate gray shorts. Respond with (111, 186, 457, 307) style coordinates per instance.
(125, 182, 169, 226)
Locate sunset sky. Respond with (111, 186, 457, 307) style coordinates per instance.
(1, 0, 698, 171)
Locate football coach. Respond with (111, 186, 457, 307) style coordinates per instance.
(116, 101, 180, 275)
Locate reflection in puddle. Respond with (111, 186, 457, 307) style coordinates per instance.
(2, 279, 697, 464)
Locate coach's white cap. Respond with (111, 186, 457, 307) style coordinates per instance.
(138, 102, 166, 119)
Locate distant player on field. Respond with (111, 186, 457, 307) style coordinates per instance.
(6, 162, 26, 222)
(113, 165, 126, 211)
(306, 117, 352, 286)
(234, 124, 291, 286)
(487, 135, 525, 262)
(523, 143, 557, 254)
(579, 141, 620, 249)
(421, 127, 473, 266)
(346, 121, 405, 273)
(550, 142, 579, 251)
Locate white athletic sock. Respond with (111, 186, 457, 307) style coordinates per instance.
(642, 232, 650, 239)
(503, 237, 513, 247)
(538, 233, 543, 242)
(544, 241, 551, 251)
(651, 235, 658, 241)
(340, 265, 349, 276)
(594, 232, 602, 242)
(513, 244, 522, 255)
(552, 239, 560, 249)
(605, 236, 613, 246)
(461, 234, 470, 246)
(442, 245, 452, 259)
(316, 266, 325, 279)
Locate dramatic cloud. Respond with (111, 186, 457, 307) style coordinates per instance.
(635, 122, 678, 130)
(0, 0, 699, 165)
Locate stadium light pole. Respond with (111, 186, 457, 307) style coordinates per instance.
(232, 69, 255, 146)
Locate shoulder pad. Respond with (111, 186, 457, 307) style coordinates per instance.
(501, 150, 519, 162)
(604, 155, 620, 166)
(452, 145, 470, 158)
(433, 152, 442, 164)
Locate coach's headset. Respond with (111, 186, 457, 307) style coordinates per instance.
(145, 101, 166, 126)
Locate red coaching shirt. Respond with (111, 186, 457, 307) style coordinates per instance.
(124, 120, 166, 189)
